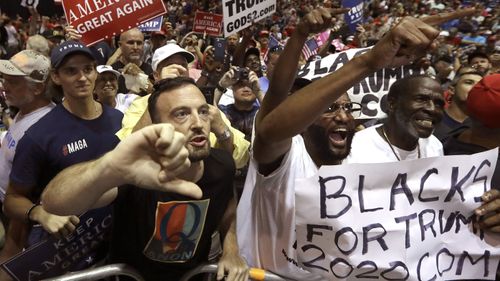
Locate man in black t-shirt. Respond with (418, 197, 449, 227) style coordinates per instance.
(42, 77, 248, 281)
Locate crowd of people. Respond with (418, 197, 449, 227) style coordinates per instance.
(0, 0, 499, 280)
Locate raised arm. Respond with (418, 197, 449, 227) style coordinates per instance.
(254, 8, 475, 167)
(254, 8, 349, 166)
(42, 124, 201, 216)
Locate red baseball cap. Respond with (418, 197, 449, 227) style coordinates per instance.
(466, 74, 500, 129)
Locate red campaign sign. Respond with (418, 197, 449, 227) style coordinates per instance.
(62, 0, 167, 46)
(193, 11, 223, 37)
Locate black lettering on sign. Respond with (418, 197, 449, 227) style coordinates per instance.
(390, 173, 415, 211)
(224, 0, 235, 16)
(379, 94, 388, 114)
(419, 209, 437, 241)
(417, 252, 436, 281)
(472, 160, 491, 203)
(313, 59, 328, 76)
(454, 213, 474, 234)
(319, 176, 352, 219)
(380, 261, 409, 280)
(297, 62, 311, 78)
(306, 224, 332, 242)
(330, 258, 353, 278)
(358, 175, 383, 213)
(456, 250, 490, 277)
(419, 168, 439, 202)
(360, 94, 379, 117)
(328, 52, 349, 73)
(445, 166, 475, 202)
(301, 244, 328, 272)
(236, 0, 245, 13)
(334, 227, 358, 255)
(362, 223, 388, 255)
(437, 210, 457, 235)
(246, 0, 255, 9)
(368, 69, 384, 92)
(352, 78, 370, 96)
(436, 247, 454, 277)
(383, 67, 402, 91)
(354, 260, 378, 279)
(394, 213, 417, 249)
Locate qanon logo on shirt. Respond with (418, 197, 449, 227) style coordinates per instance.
(143, 199, 209, 263)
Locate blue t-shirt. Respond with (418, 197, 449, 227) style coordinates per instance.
(219, 104, 259, 141)
(10, 104, 123, 200)
(9, 103, 122, 275)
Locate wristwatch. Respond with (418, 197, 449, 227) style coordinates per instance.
(216, 128, 231, 141)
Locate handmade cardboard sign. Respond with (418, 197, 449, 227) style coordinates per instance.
(295, 149, 500, 280)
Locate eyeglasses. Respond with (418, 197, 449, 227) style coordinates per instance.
(323, 102, 362, 118)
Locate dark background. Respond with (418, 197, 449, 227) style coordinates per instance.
(0, 0, 64, 19)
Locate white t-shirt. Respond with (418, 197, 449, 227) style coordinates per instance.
(237, 135, 323, 280)
(344, 125, 444, 164)
(0, 103, 55, 201)
(5, 24, 18, 47)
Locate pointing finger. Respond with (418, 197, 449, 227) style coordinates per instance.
(421, 8, 475, 26)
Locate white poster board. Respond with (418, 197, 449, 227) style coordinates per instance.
(297, 47, 423, 119)
(222, 0, 276, 37)
(295, 149, 500, 280)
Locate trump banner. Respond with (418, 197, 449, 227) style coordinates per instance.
(138, 15, 163, 32)
(1, 208, 112, 281)
(222, 0, 276, 36)
(294, 149, 500, 280)
(342, 0, 364, 33)
(62, 0, 167, 46)
(193, 11, 223, 37)
(297, 47, 423, 119)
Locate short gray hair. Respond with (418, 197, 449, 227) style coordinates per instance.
(26, 35, 50, 57)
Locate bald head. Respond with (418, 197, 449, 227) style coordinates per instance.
(119, 28, 145, 65)
(119, 28, 144, 42)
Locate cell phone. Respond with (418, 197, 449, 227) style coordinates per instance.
(214, 38, 226, 63)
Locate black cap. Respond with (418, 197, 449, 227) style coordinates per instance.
(244, 47, 260, 61)
(50, 40, 95, 69)
(468, 51, 490, 64)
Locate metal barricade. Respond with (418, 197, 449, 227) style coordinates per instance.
(40, 262, 288, 281)
(179, 263, 289, 281)
(40, 263, 145, 281)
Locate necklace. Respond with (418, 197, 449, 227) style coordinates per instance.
(381, 126, 420, 161)
(63, 100, 101, 119)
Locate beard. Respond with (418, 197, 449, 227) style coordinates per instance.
(188, 147, 210, 162)
(306, 124, 354, 163)
(187, 140, 211, 162)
